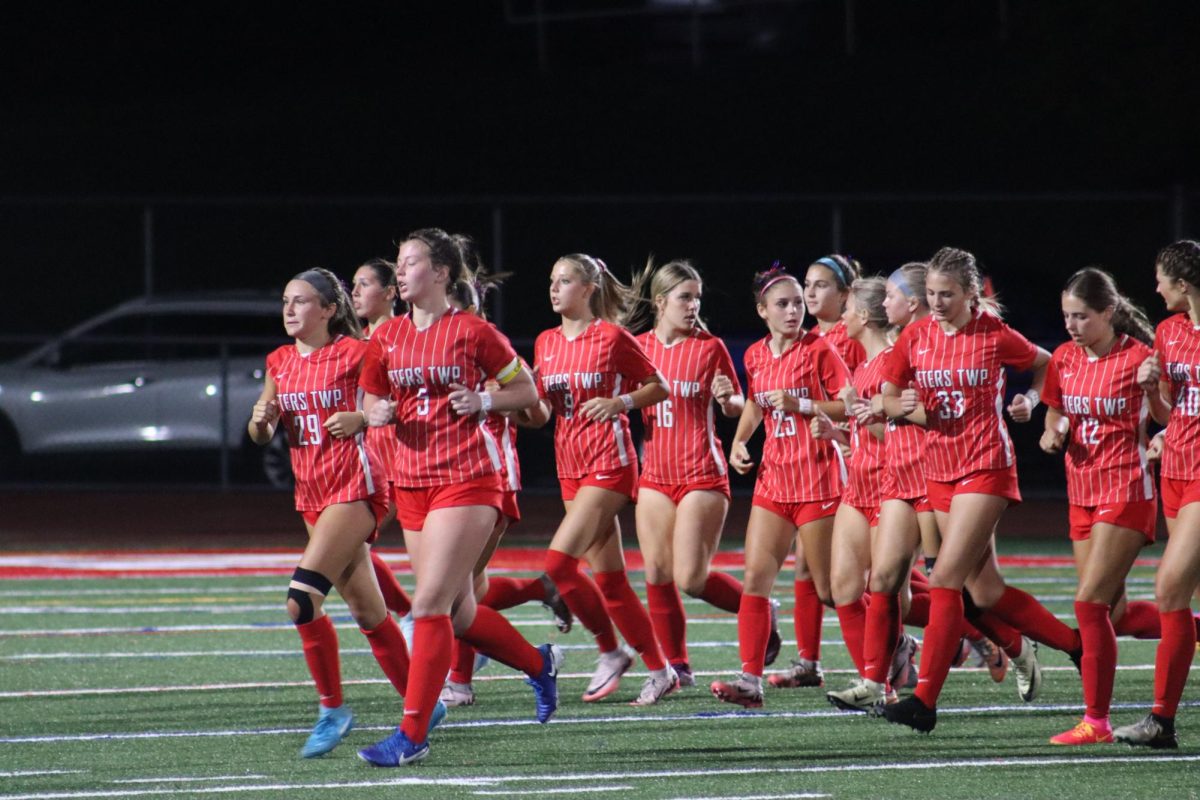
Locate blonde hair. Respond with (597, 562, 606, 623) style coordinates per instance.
(557, 253, 639, 326)
(849, 276, 889, 329)
(927, 246, 1004, 318)
(627, 256, 706, 332)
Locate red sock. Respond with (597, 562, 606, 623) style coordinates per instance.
(361, 614, 410, 697)
(1075, 600, 1117, 720)
(448, 638, 476, 685)
(544, 550, 618, 653)
(481, 576, 546, 611)
(835, 598, 869, 678)
(1114, 600, 1162, 639)
(698, 571, 744, 613)
(595, 570, 667, 671)
(909, 568, 930, 590)
(1152, 608, 1198, 718)
(971, 610, 1023, 656)
(460, 605, 543, 677)
(297, 615, 343, 708)
(793, 579, 823, 661)
(400, 615, 453, 744)
(990, 585, 1082, 654)
(646, 581, 689, 665)
(369, 551, 411, 616)
(739, 593, 772, 676)
(904, 591, 930, 627)
(913, 588, 965, 709)
(863, 591, 900, 685)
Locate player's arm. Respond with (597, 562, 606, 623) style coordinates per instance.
(711, 371, 745, 418)
(448, 358, 538, 417)
(1007, 346, 1052, 423)
(1137, 353, 1171, 426)
(363, 391, 396, 427)
(579, 372, 669, 422)
(729, 398, 763, 475)
(248, 372, 280, 446)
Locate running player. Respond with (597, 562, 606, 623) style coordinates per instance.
(1115, 240, 1200, 749)
(631, 257, 775, 688)
(249, 268, 416, 759)
(1039, 267, 1160, 745)
(527, 253, 676, 706)
(711, 263, 849, 707)
(356, 229, 562, 767)
(880, 246, 1083, 733)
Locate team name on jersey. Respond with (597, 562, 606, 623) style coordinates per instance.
(672, 380, 702, 398)
(542, 372, 605, 392)
(753, 387, 810, 408)
(388, 365, 464, 387)
(278, 389, 346, 412)
(914, 368, 991, 388)
(1165, 361, 1200, 384)
(1060, 394, 1129, 417)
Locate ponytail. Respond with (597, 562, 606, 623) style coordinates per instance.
(558, 253, 640, 326)
(1064, 266, 1154, 346)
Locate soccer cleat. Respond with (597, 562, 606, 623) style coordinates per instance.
(428, 699, 448, 734)
(1113, 714, 1179, 750)
(672, 662, 696, 688)
(357, 729, 430, 767)
(300, 704, 354, 758)
(630, 667, 680, 706)
(764, 598, 783, 667)
(1050, 720, 1113, 745)
(526, 643, 564, 723)
(710, 672, 764, 708)
(473, 652, 492, 673)
(826, 678, 886, 715)
(889, 633, 920, 690)
(583, 644, 634, 702)
(882, 695, 937, 733)
(1010, 636, 1042, 702)
(540, 574, 574, 634)
(951, 637, 975, 668)
(970, 637, 1008, 683)
(768, 658, 824, 688)
(439, 680, 475, 708)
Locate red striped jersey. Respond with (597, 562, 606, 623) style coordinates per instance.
(819, 319, 867, 372)
(484, 356, 530, 492)
(744, 331, 849, 503)
(359, 309, 521, 488)
(876, 347, 927, 501)
(1043, 335, 1154, 505)
(534, 319, 660, 479)
(843, 351, 887, 509)
(881, 311, 1038, 482)
(637, 328, 740, 484)
(363, 321, 399, 486)
(1155, 313, 1200, 480)
(265, 336, 383, 513)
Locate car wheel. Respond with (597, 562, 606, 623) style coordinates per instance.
(261, 428, 294, 489)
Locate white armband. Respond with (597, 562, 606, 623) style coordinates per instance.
(479, 392, 494, 414)
(797, 397, 814, 415)
(620, 394, 635, 412)
(1025, 389, 1040, 409)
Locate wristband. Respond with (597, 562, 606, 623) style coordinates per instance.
(797, 397, 814, 415)
(1024, 389, 1040, 409)
(479, 391, 494, 414)
(620, 393, 635, 412)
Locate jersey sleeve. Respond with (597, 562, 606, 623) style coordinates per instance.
(997, 323, 1039, 370)
(265, 348, 283, 383)
(815, 339, 850, 399)
(880, 328, 914, 387)
(1042, 355, 1063, 411)
(474, 321, 521, 384)
(532, 333, 549, 400)
(612, 326, 659, 383)
(714, 338, 742, 394)
(1154, 320, 1169, 364)
(358, 334, 391, 397)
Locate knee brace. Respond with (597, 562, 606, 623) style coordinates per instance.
(288, 567, 333, 625)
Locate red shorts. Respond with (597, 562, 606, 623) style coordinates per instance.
(881, 493, 934, 513)
(1161, 475, 1200, 519)
(752, 494, 839, 528)
(927, 466, 1021, 514)
(392, 474, 503, 532)
(846, 503, 881, 528)
(639, 476, 732, 505)
(1068, 500, 1157, 543)
(559, 463, 639, 502)
(501, 490, 521, 525)
(301, 494, 389, 544)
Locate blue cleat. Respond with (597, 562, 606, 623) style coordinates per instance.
(300, 704, 354, 758)
(473, 652, 492, 673)
(428, 698, 448, 734)
(526, 643, 564, 724)
(399, 613, 415, 649)
(357, 729, 430, 767)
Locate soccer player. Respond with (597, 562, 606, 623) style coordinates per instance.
(1039, 267, 1160, 745)
(1115, 240, 1200, 749)
(631, 257, 775, 689)
(522, 253, 676, 706)
(805, 254, 867, 371)
(710, 263, 849, 708)
(880, 246, 1082, 733)
(248, 267, 416, 759)
(356, 228, 562, 767)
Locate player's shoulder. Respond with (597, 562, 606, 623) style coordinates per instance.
(1051, 340, 1078, 364)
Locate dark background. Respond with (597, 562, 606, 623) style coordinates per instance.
(1, 1, 1197, 492)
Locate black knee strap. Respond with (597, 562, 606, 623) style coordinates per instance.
(288, 567, 333, 625)
(292, 567, 333, 595)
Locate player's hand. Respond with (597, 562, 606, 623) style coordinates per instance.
(1040, 416, 1069, 454)
(448, 383, 485, 416)
(1007, 392, 1034, 423)
(324, 411, 364, 439)
(851, 398, 881, 426)
(1147, 430, 1166, 462)
(711, 372, 735, 404)
(250, 399, 279, 429)
(899, 382, 921, 416)
(767, 389, 810, 414)
(1137, 354, 1162, 393)
(810, 411, 836, 440)
(367, 399, 397, 427)
(580, 396, 622, 421)
(729, 441, 754, 474)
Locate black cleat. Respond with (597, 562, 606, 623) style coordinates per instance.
(539, 574, 573, 633)
(764, 598, 782, 667)
(882, 695, 937, 733)
(1113, 714, 1179, 750)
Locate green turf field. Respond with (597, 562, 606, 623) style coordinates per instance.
(2, 539, 1197, 800)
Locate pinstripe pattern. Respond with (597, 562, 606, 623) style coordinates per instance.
(843, 352, 887, 508)
(363, 321, 400, 486)
(878, 346, 927, 500)
(266, 336, 382, 512)
(637, 329, 739, 484)
(1156, 313, 1200, 481)
(819, 319, 867, 372)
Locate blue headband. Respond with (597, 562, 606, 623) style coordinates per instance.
(815, 256, 850, 288)
(888, 268, 914, 298)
